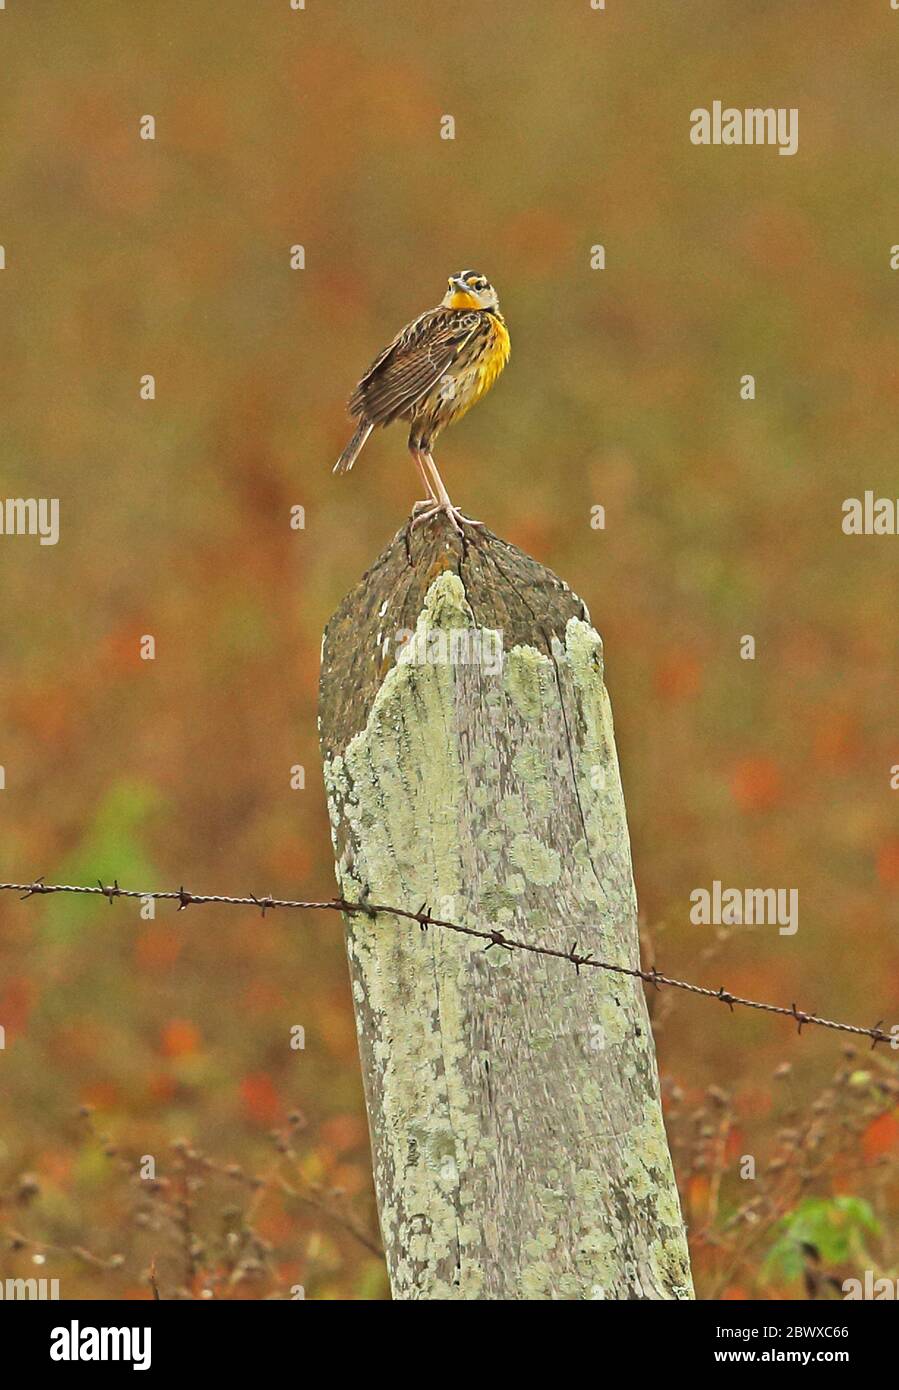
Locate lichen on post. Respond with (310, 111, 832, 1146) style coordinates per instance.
(319, 517, 693, 1300)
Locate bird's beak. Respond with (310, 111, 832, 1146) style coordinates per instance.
(450, 276, 471, 294)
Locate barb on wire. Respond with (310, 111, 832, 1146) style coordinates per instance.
(0, 878, 894, 1051)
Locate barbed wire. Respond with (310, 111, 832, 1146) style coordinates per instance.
(0, 878, 894, 1050)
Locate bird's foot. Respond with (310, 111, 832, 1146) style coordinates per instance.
(411, 501, 484, 536)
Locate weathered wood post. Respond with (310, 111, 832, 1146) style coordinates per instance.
(319, 517, 692, 1300)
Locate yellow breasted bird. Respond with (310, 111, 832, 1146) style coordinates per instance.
(334, 270, 510, 534)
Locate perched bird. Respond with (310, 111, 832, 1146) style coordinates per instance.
(334, 270, 510, 534)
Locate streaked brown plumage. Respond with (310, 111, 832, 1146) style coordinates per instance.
(334, 270, 510, 533)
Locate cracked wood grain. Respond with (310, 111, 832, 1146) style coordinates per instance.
(318, 514, 693, 1300)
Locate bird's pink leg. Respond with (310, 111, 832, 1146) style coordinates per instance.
(409, 447, 438, 507)
(413, 452, 484, 532)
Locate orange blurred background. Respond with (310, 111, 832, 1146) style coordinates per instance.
(0, 0, 896, 1298)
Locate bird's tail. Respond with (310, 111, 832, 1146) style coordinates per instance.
(333, 420, 373, 474)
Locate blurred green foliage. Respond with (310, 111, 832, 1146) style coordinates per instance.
(765, 1197, 880, 1283)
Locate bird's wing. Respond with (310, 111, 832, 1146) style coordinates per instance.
(349, 308, 482, 425)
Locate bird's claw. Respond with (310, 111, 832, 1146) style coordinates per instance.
(411, 502, 484, 536)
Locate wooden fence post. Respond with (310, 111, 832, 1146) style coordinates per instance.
(319, 517, 693, 1300)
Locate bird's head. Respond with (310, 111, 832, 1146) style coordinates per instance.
(442, 270, 500, 312)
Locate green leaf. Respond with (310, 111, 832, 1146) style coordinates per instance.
(764, 1196, 881, 1283)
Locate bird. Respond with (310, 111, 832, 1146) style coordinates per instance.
(333, 270, 510, 534)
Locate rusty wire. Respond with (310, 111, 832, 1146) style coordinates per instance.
(0, 877, 894, 1050)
